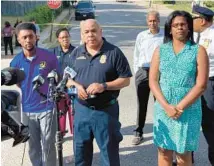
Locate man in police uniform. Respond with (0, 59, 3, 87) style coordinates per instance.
(10, 23, 59, 166)
(193, 5, 214, 166)
(50, 28, 75, 137)
(66, 19, 132, 166)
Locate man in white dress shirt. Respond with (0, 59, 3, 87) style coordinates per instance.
(132, 11, 164, 145)
(193, 5, 214, 166)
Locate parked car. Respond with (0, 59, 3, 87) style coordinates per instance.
(75, 1, 95, 21)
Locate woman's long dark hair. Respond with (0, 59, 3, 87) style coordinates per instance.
(164, 10, 195, 44)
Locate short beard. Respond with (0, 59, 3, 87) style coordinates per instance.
(27, 46, 35, 52)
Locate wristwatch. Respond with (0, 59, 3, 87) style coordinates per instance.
(102, 82, 108, 90)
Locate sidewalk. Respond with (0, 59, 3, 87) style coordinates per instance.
(1, 8, 72, 60)
(134, 0, 174, 13)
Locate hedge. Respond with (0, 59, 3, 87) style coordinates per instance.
(24, 5, 62, 29)
(204, 1, 214, 8)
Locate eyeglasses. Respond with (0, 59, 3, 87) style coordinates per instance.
(171, 23, 188, 28)
(59, 36, 70, 39)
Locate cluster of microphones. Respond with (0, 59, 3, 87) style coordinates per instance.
(1, 66, 79, 147)
(32, 66, 78, 101)
(1, 66, 97, 147)
(32, 66, 96, 100)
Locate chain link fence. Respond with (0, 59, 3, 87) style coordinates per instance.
(1, 1, 46, 16)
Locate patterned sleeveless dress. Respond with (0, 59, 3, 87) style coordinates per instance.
(153, 41, 202, 153)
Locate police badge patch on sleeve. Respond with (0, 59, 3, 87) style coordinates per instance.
(202, 39, 212, 49)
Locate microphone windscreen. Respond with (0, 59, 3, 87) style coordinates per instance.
(64, 67, 77, 79)
(2, 67, 25, 85)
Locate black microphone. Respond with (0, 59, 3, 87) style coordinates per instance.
(1, 67, 25, 86)
(56, 67, 77, 91)
(32, 75, 45, 91)
(47, 70, 58, 87)
(56, 73, 70, 92)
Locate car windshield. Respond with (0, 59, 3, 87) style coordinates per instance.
(77, 2, 92, 8)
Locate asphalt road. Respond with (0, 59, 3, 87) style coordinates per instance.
(70, 1, 169, 47)
(1, 1, 211, 166)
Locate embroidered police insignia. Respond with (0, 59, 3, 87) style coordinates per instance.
(202, 39, 211, 49)
(100, 55, 107, 64)
(39, 61, 46, 69)
(77, 56, 86, 60)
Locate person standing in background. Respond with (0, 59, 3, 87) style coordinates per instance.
(2, 21, 14, 56)
(50, 27, 75, 137)
(132, 11, 163, 145)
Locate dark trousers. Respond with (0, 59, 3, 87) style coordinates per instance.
(4, 37, 13, 55)
(202, 79, 214, 166)
(134, 68, 150, 136)
(74, 100, 122, 166)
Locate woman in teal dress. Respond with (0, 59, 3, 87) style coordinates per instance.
(149, 11, 209, 166)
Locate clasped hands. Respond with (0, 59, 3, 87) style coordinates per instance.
(165, 105, 184, 120)
(75, 83, 105, 100)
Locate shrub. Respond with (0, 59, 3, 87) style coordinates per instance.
(204, 1, 214, 8)
(24, 5, 62, 29)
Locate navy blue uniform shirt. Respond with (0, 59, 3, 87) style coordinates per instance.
(10, 47, 60, 113)
(49, 44, 75, 73)
(68, 38, 132, 105)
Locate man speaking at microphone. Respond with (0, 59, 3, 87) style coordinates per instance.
(10, 23, 59, 166)
(66, 19, 132, 166)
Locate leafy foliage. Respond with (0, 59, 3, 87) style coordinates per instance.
(204, 1, 214, 8)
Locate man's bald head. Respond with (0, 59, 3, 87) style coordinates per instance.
(80, 19, 103, 49)
(80, 19, 101, 32)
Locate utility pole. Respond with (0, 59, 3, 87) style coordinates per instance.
(149, 0, 152, 8)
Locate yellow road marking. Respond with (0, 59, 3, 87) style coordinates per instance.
(38, 23, 164, 28)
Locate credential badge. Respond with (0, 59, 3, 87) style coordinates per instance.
(100, 55, 107, 64)
(39, 61, 46, 69)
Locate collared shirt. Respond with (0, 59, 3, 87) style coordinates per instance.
(68, 38, 132, 105)
(49, 44, 75, 74)
(133, 29, 164, 74)
(10, 48, 60, 113)
(194, 25, 214, 77)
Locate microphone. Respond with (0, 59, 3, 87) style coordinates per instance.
(56, 67, 77, 92)
(32, 75, 45, 91)
(47, 70, 58, 87)
(63, 66, 77, 79)
(1, 67, 25, 86)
